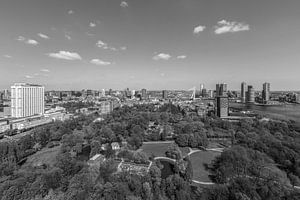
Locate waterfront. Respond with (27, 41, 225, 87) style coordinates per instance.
(230, 102, 300, 123)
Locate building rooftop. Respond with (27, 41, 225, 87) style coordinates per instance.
(12, 83, 43, 87)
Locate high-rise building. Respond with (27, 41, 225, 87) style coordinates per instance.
(216, 96, 229, 118)
(102, 89, 106, 97)
(262, 82, 270, 104)
(11, 83, 45, 118)
(216, 83, 227, 97)
(162, 90, 168, 99)
(241, 82, 247, 103)
(3, 89, 10, 100)
(141, 89, 147, 100)
(200, 84, 204, 96)
(201, 88, 207, 98)
(246, 85, 255, 104)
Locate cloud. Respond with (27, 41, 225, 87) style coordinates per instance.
(65, 34, 71, 40)
(17, 36, 38, 45)
(160, 73, 165, 77)
(47, 51, 82, 60)
(177, 55, 187, 59)
(3, 55, 12, 58)
(89, 22, 96, 27)
(17, 36, 25, 41)
(25, 75, 34, 79)
(96, 40, 108, 48)
(214, 20, 250, 34)
(90, 59, 111, 66)
(40, 68, 50, 72)
(26, 39, 39, 45)
(153, 53, 171, 61)
(120, 1, 128, 8)
(68, 10, 74, 14)
(120, 46, 127, 50)
(96, 40, 118, 51)
(193, 25, 206, 34)
(38, 33, 49, 39)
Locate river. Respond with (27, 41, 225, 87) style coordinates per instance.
(230, 102, 300, 123)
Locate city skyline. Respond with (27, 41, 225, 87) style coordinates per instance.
(1, 0, 300, 90)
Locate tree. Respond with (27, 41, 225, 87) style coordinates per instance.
(127, 135, 143, 150)
(99, 159, 117, 183)
(165, 143, 182, 160)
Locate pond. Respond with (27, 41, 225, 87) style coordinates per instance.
(159, 159, 176, 179)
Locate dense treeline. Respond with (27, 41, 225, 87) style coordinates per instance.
(0, 103, 299, 199)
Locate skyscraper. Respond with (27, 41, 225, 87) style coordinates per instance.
(216, 96, 229, 118)
(162, 90, 168, 99)
(216, 83, 227, 97)
(200, 84, 204, 96)
(141, 89, 147, 100)
(262, 82, 270, 104)
(11, 83, 45, 118)
(241, 82, 247, 103)
(246, 85, 255, 104)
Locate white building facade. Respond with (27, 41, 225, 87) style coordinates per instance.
(11, 83, 45, 118)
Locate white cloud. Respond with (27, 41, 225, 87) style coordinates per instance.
(96, 40, 118, 51)
(193, 25, 206, 34)
(26, 39, 39, 45)
(89, 22, 96, 27)
(90, 59, 111, 66)
(120, 1, 128, 8)
(17, 36, 25, 41)
(96, 40, 108, 48)
(160, 73, 165, 77)
(3, 55, 12, 58)
(214, 20, 250, 34)
(25, 75, 34, 79)
(68, 10, 74, 14)
(65, 34, 71, 40)
(153, 53, 171, 61)
(38, 33, 49, 39)
(177, 55, 187, 59)
(47, 51, 82, 60)
(40, 68, 50, 72)
(120, 46, 127, 50)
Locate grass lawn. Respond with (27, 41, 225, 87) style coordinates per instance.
(141, 141, 189, 158)
(23, 145, 61, 168)
(190, 151, 221, 182)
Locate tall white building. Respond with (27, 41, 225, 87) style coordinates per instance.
(11, 83, 45, 118)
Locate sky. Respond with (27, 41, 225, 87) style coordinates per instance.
(0, 0, 300, 91)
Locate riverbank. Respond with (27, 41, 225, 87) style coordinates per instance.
(230, 102, 300, 125)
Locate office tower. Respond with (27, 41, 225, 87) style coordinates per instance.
(0, 92, 3, 102)
(216, 96, 229, 118)
(201, 88, 207, 98)
(131, 90, 136, 98)
(102, 89, 106, 97)
(216, 83, 227, 97)
(208, 90, 214, 98)
(125, 88, 131, 98)
(200, 84, 204, 96)
(3, 89, 10, 100)
(141, 89, 147, 99)
(241, 82, 247, 103)
(11, 83, 45, 118)
(246, 85, 255, 104)
(108, 89, 113, 96)
(162, 90, 168, 99)
(262, 82, 270, 104)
